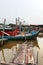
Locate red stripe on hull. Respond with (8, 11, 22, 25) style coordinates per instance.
(0, 32, 2, 36)
(0, 29, 20, 36)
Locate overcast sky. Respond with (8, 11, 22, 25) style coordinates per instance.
(0, 0, 43, 25)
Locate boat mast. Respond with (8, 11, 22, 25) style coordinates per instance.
(16, 18, 18, 29)
(18, 17, 21, 32)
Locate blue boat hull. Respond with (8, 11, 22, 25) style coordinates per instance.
(0, 30, 40, 40)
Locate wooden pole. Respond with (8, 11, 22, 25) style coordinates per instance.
(36, 51, 38, 64)
(2, 49, 6, 62)
(2, 18, 6, 45)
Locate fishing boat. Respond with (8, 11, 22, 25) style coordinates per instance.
(0, 30, 40, 40)
(0, 18, 40, 40)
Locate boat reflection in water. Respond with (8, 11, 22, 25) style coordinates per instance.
(0, 37, 41, 65)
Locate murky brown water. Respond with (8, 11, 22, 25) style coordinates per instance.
(0, 37, 43, 65)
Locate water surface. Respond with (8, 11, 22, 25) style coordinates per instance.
(0, 37, 43, 65)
